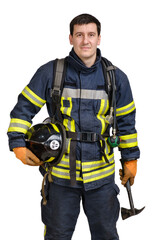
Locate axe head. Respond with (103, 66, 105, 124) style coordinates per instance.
(121, 206, 145, 220)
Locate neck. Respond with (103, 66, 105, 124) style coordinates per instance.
(79, 53, 97, 68)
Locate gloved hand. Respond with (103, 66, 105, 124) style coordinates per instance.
(13, 147, 43, 166)
(119, 160, 137, 186)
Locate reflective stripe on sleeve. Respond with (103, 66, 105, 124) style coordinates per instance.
(116, 101, 135, 116)
(119, 133, 138, 148)
(8, 118, 31, 134)
(22, 86, 46, 108)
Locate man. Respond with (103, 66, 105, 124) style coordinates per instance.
(7, 14, 140, 239)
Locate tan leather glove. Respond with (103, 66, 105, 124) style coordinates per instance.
(119, 160, 137, 186)
(13, 147, 43, 166)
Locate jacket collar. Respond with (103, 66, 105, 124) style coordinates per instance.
(68, 48, 101, 73)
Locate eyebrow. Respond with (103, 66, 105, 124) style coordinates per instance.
(75, 32, 96, 36)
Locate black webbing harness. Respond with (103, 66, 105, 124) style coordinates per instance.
(50, 57, 117, 186)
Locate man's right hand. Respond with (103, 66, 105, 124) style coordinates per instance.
(13, 147, 43, 166)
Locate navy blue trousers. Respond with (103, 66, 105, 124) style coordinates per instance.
(41, 182, 120, 240)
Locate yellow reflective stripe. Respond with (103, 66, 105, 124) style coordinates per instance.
(57, 155, 81, 170)
(65, 138, 71, 154)
(44, 225, 46, 237)
(119, 133, 138, 148)
(97, 99, 109, 134)
(51, 123, 60, 132)
(45, 157, 55, 163)
(61, 97, 75, 132)
(82, 157, 113, 172)
(100, 139, 112, 163)
(51, 167, 83, 181)
(8, 118, 31, 134)
(22, 86, 46, 108)
(116, 101, 135, 116)
(83, 164, 115, 183)
(106, 153, 114, 164)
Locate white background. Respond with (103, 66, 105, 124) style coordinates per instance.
(1, 0, 160, 239)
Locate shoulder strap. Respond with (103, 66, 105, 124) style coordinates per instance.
(51, 57, 67, 122)
(101, 57, 116, 105)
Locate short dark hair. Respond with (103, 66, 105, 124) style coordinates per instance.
(70, 13, 101, 36)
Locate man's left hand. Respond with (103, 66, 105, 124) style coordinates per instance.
(119, 160, 137, 186)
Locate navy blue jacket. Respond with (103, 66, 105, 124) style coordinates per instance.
(7, 48, 140, 190)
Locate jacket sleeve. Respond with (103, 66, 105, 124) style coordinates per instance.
(115, 68, 140, 160)
(7, 62, 52, 151)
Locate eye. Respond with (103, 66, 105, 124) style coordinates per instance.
(89, 33, 96, 37)
(76, 33, 83, 37)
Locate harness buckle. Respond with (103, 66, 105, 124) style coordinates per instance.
(78, 132, 99, 142)
(50, 88, 61, 103)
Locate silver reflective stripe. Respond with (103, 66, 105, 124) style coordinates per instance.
(82, 160, 111, 171)
(120, 138, 137, 144)
(62, 88, 108, 100)
(9, 122, 29, 131)
(51, 167, 81, 178)
(22, 88, 45, 107)
(83, 164, 115, 182)
(59, 157, 81, 170)
(116, 102, 135, 115)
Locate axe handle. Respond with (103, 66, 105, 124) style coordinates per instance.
(120, 159, 136, 215)
(125, 181, 135, 214)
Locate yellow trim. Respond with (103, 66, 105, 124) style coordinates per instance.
(83, 164, 115, 183)
(119, 133, 138, 148)
(82, 160, 108, 172)
(61, 97, 76, 132)
(8, 127, 27, 134)
(25, 86, 46, 103)
(50, 123, 60, 132)
(120, 133, 137, 140)
(57, 155, 81, 170)
(8, 118, 31, 134)
(116, 101, 135, 116)
(10, 118, 31, 126)
(22, 86, 46, 108)
(51, 167, 83, 181)
(44, 225, 46, 237)
(45, 157, 55, 163)
(97, 99, 109, 134)
(119, 142, 138, 148)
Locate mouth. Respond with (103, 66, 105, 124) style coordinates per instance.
(81, 46, 91, 50)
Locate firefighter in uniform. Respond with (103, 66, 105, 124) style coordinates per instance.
(7, 14, 140, 240)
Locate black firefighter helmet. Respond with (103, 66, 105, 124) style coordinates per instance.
(25, 121, 66, 164)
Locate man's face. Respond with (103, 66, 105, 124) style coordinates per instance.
(69, 23, 101, 66)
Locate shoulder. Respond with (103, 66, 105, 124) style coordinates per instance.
(101, 56, 130, 88)
(36, 60, 54, 78)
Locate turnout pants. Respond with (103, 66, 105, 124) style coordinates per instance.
(41, 182, 120, 240)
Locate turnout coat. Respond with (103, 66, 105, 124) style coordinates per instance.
(7, 48, 140, 191)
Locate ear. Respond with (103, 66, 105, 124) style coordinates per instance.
(69, 34, 73, 45)
(97, 35, 101, 46)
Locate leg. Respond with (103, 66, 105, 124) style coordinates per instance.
(41, 182, 81, 240)
(82, 183, 120, 240)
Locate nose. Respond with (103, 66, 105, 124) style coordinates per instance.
(83, 35, 89, 44)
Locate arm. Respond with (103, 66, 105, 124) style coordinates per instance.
(7, 63, 52, 165)
(115, 68, 140, 185)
